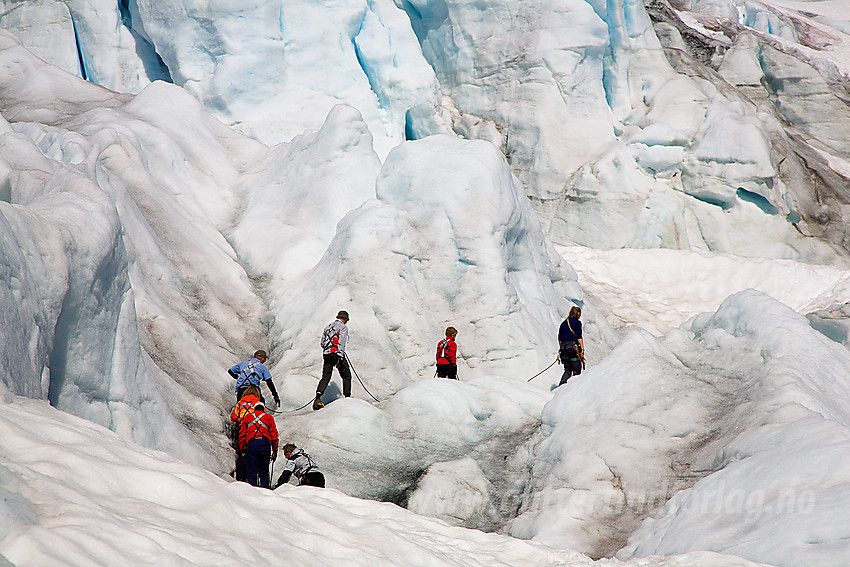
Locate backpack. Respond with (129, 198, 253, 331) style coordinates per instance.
(234, 399, 253, 421)
(231, 394, 260, 423)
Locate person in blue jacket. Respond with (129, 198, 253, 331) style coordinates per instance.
(557, 307, 584, 386)
(229, 350, 280, 406)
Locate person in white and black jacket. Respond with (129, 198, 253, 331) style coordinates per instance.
(275, 444, 325, 488)
(314, 311, 351, 410)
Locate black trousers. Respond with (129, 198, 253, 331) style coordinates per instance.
(436, 363, 457, 379)
(245, 439, 271, 488)
(230, 425, 246, 481)
(318, 353, 351, 397)
(559, 343, 582, 386)
(301, 471, 326, 487)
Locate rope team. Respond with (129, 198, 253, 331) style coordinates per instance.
(227, 306, 585, 488)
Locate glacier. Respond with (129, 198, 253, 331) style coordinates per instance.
(1, 0, 850, 565)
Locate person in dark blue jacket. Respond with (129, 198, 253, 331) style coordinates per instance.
(229, 350, 280, 406)
(557, 306, 584, 386)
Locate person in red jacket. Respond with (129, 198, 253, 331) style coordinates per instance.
(436, 326, 458, 380)
(238, 402, 279, 488)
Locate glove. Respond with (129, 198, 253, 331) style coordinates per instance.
(272, 451, 278, 462)
(273, 395, 280, 407)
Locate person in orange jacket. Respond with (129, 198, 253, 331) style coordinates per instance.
(238, 401, 279, 488)
(231, 386, 262, 422)
(229, 386, 262, 481)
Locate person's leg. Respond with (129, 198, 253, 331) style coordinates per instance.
(436, 364, 448, 378)
(230, 426, 247, 481)
(235, 450, 246, 482)
(571, 358, 583, 377)
(448, 364, 458, 380)
(256, 441, 271, 489)
(558, 352, 572, 386)
(301, 471, 325, 487)
(317, 354, 335, 396)
(337, 355, 352, 397)
(244, 442, 260, 486)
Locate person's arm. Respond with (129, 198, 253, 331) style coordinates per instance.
(230, 401, 242, 423)
(266, 379, 280, 406)
(576, 319, 584, 359)
(278, 458, 296, 485)
(238, 418, 247, 451)
(259, 365, 280, 406)
(269, 417, 279, 458)
(228, 364, 240, 379)
(277, 470, 292, 485)
(338, 324, 349, 355)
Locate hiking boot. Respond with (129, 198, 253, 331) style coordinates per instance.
(312, 396, 324, 410)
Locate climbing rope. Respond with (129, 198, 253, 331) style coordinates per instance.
(526, 357, 559, 382)
(268, 397, 314, 414)
(345, 353, 381, 402)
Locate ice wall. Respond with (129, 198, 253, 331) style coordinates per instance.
(121, 0, 452, 153)
(4, 0, 849, 263)
(0, 31, 269, 470)
(0, 0, 168, 93)
(397, 0, 621, 199)
(631, 0, 850, 257)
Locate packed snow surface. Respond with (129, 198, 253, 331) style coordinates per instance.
(0, 383, 775, 567)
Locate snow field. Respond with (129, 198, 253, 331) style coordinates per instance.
(557, 245, 850, 335)
(619, 290, 850, 565)
(512, 291, 850, 565)
(0, 391, 778, 567)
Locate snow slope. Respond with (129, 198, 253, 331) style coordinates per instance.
(511, 290, 850, 565)
(0, 375, 772, 567)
